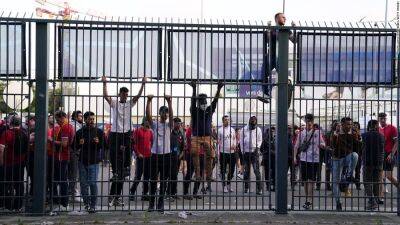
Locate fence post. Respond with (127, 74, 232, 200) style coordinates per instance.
(32, 22, 49, 215)
(275, 28, 289, 214)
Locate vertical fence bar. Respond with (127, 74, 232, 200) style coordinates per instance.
(275, 28, 289, 214)
(32, 22, 49, 215)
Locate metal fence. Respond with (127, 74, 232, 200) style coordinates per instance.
(0, 15, 399, 215)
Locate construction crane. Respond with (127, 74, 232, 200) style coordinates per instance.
(35, 0, 106, 20)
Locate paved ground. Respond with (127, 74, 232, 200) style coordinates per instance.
(1, 211, 400, 225)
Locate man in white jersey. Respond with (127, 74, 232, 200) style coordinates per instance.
(102, 75, 146, 207)
(217, 115, 237, 193)
(145, 94, 174, 213)
(239, 116, 263, 195)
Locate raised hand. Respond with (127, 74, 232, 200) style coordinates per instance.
(101, 75, 107, 83)
(164, 95, 172, 102)
(217, 81, 224, 90)
(147, 95, 154, 101)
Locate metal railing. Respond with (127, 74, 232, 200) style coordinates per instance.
(0, 15, 398, 216)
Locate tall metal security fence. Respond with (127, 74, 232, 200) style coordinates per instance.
(0, 15, 398, 215)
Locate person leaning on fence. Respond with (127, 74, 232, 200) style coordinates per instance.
(330, 117, 360, 211)
(102, 75, 147, 207)
(352, 121, 362, 190)
(68, 110, 84, 203)
(146, 94, 174, 212)
(48, 110, 75, 210)
(293, 114, 326, 210)
(240, 115, 263, 195)
(217, 115, 237, 193)
(188, 81, 224, 194)
(362, 119, 384, 210)
(129, 117, 153, 202)
(167, 117, 186, 201)
(73, 111, 104, 213)
(378, 112, 399, 203)
(0, 115, 28, 211)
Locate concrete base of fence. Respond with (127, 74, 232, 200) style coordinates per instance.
(1, 211, 400, 224)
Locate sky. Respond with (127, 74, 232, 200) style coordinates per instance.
(0, 0, 398, 25)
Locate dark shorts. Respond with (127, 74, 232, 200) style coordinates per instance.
(300, 161, 319, 181)
(383, 152, 395, 171)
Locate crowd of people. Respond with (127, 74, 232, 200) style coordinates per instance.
(0, 73, 398, 214)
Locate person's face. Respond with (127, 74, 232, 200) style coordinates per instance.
(48, 115, 54, 126)
(55, 116, 65, 125)
(305, 119, 313, 130)
(142, 120, 150, 129)
(379, 117, 387, 127)
(342, 120, 352, 133)
(275, 13, 286, 26)
(76, 113, 83, 123)
(335, 124, 341, 132)
(249, 117, 257, 126)
(119, 91, 128, 102)
(222, 117, 230, 127)
(28, 119, 35, 129)
(85, 115, 95, 127)
(198, 98, 207, 110)
(174, 121, 181, 130)
(160, 111, 169, 121)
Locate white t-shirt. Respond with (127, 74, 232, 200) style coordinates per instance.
(294, 129, 325, 163)
(218, 126, 237, 154)
(239, 125, 263, 153)
(109, 99, 133, 133)
(151, 121, 171, 155)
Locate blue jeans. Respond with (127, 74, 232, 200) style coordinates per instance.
(332, 152, 359, 203)
(79, 163, 99, 208)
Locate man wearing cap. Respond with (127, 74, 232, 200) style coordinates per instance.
(102, 75, 147, 207)
(167, 117, 186, 200)
(146, 94, 173, 212)
(189, 81, 224, 193)
(217, 115, 237, 193)
(239, 115, 263, 195)
(378, 112, 399, 201)
(129, 117, 153, 201)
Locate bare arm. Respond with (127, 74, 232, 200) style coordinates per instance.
(130, 77, 147, 106)
(165, 95, 173, 129)
(102, 76, 112, 105)
(211, 81, 224, 112)
(146, 95, 154, 126)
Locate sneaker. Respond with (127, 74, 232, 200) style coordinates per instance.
(201, 188, 207, 194)
(74, 196, 83, 203)
(336, 202, 342, 211)
(223, 186, 229, 193)
(345, 190, 352, 197)
(244, 189, 249, 194)
(108, 198, 115, 207)
(237, 173, 243, 180)
(166, 197, 175, 202)
(114, 197, 124, 207)
(376, 198, 384, 205)
(256, 190, 263, 195)
(193, 194, 202, 199)
(88, 207, 96, 214)
(302, 202, 312, 210)
(227, 185, 234, 192)
(183, 195, 193, 200)
(366, 202, 378, 211)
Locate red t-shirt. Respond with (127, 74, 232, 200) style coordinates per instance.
(0, 128, 28, 166)
(48, 122, 75, 161)
(132, 127, 153, 158)
(380, 124, 398, 154)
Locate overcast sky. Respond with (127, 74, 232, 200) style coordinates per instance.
(1, 0, 399, 25)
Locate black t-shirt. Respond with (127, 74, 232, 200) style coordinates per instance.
(74, 126, 104, 166)
(190, 103, 217, 137)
